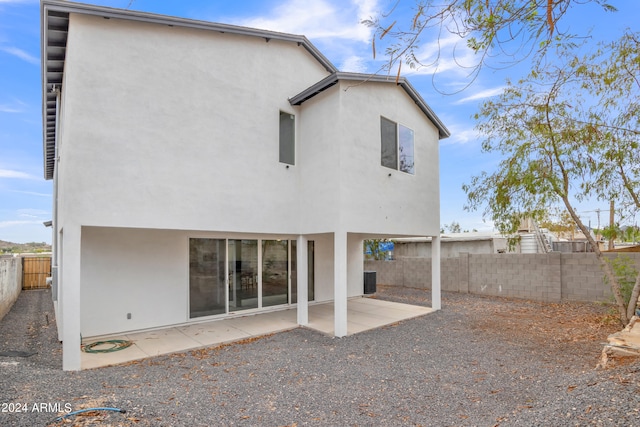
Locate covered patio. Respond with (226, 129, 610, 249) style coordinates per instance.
(81, 297, 434, 370)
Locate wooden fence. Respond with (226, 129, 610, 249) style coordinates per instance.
(22, 256, 51, 290)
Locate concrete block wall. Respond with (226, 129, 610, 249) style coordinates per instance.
(404, 257, 431, 288)
(0, 257, 22, 321)
(561, 253, 609, 302)
(365, 252, 640, 304)
(366, 259, 402, 287)
(561, 253, 640, 302)
(442, 256, 463, 292)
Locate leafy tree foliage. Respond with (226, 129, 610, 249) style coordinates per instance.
(363, 0, 616, 91)
(463, 31, 640, 325)
(622, 226, 640, 244)
(539, 208, 576, 239)
(445, 221, 462, 233)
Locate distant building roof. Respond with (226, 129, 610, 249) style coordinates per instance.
(394, 232, 506, 243)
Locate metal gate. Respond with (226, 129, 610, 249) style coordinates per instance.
(22, 256, 52, 290)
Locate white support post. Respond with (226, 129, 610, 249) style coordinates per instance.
(431, 235, 441, 310)
(334, 231, 348, 337)
(62, 225, 82, 371)
(296, 235, 308, 326)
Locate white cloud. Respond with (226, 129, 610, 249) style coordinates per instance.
(0, 104, 22, 113)
(237, 0, 375, 43)
(454, 86, 505, 104)
(0, 169, 37, 179)
(0, 220, 42, 228)
(339, 55, 369, 73)
(227, 0, 381, 74)
(406, 32, 479, 77)
(0, 99, 27, 113)
(440, 122, 481, 145)
(10, 190, 51, 197)
(0, 46, 39, 65)
(18, 208, 49, 219)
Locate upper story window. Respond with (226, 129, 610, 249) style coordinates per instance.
(279, 111, 295, 165)
(381, 117, 414, 174)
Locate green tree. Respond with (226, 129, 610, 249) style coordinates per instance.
(445, 221, 462, 233)
(577, 32, 640, 215)
(598, 224, 622, 244)
(463, 32, 640, 325)
(539, 208, 576, 239)
(363, 0, 616, 91)
(622, 226, 640, 244)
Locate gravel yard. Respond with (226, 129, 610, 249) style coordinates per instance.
(1, 286, 639, 426)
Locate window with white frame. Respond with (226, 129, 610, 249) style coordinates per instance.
(380, 117, 414, 174)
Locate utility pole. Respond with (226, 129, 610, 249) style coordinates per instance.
(609, 200, 615, 250)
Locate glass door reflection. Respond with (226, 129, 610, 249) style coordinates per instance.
(228, 239, 258, 311)
(262, 240, 289, 307)
(189, 238, 226, 318)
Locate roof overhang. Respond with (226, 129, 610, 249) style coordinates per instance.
(40, 0, 338, 180)
(289, 72, 451, 140)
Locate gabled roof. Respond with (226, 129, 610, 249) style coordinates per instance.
(40, 0, 337, 180)
(289, 72, 451, 140)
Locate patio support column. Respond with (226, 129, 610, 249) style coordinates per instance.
(334, 231, 348, 337)
(296, 235, 308, 326)
(431, 235, 441, 310)
(61, 224, 82, 371)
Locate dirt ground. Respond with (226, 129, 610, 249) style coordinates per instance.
(374, 285, 623, 369)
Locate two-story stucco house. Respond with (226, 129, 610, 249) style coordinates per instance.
(41, 0, 449, 370)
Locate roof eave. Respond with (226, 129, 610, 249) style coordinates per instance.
(41, 0, 337, 72)
(289, 72, 451, 140)
(40, 0, 338, 180)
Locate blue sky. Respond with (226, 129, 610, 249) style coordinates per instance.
(0, 0, 638, 243)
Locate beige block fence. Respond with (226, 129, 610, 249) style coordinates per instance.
(365, 253, 640, 303)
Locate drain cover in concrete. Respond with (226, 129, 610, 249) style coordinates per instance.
(0, 351, 36, 357)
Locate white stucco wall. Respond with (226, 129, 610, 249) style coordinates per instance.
(59, 14, 440, 241)
(80, 227, 339, 337)
(59, 14, 330, 235)
(81, 227, 191, 336)
(307, 233, 334, 303)
(337, 81, 440, 236)
(347, 234, 365, 297)
(298, 80, 441, 237)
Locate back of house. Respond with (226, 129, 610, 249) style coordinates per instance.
(41, 0, 448, 370)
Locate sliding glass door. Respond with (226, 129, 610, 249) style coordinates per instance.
(189, 238, 226, 318)
(189, 238, 314, 318)
(262, 240, 289, 307)
(228, 239, 258, 311)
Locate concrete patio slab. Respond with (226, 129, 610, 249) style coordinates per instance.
(80, 297, 434, 369)
(177, 322, 252, 346)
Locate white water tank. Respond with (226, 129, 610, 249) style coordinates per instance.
(521, 234, 537, 253)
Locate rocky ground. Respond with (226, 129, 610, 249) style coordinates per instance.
(1, 286, 638, 426)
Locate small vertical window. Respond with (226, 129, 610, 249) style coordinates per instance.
(381, 117, 414, 174)
(398, 124, 414, 174)
(279, 111, 295, 165)
(380, 117, 397, 169)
